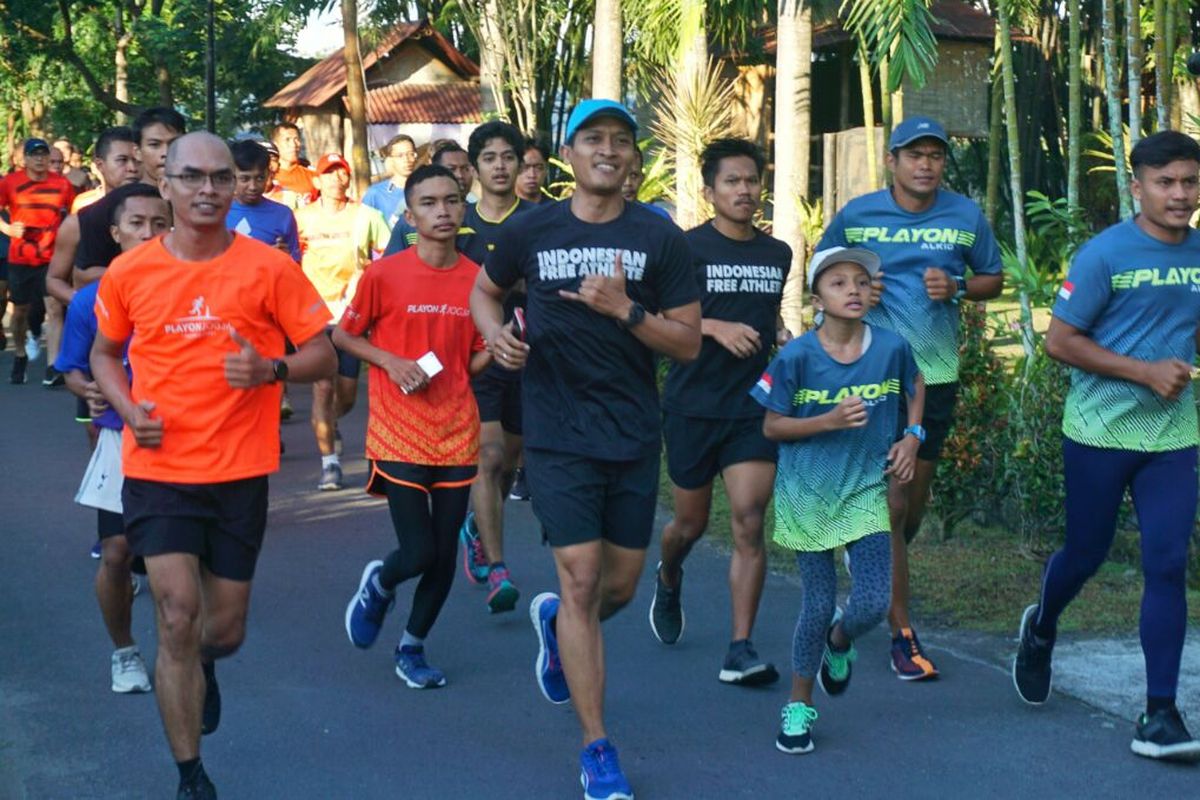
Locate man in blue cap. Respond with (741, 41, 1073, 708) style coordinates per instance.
(817, 116, 1003, 681)
(471, 99, 701, 800)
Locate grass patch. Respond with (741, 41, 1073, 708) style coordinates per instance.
(659, 465, 1200, 635)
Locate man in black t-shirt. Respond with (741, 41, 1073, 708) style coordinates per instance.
(651, 138, 792, 686)
(471, 100, 700, 800)
(456, 121, 537, 614)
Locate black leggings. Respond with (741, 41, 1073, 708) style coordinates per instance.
(378, 480, 470, 639)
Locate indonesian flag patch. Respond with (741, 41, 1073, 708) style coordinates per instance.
(1057, 280, 1074, 301)
(755, 372, 772, 394)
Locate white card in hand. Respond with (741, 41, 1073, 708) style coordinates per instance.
(417, 351, 443, 378)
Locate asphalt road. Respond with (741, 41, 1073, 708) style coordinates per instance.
(2, 359, 1198, 799)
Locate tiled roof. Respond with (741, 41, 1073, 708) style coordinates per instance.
(265, 21, 479, 109)
(356, 82, 482, 124)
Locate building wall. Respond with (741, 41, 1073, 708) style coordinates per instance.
(369, 44, 461, 87)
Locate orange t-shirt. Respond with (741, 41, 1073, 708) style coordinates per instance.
(267, 163, 318, 210)
(95, 234, 331, 483)
(0, 170, 76, 265)
(339, 248, 485, 466)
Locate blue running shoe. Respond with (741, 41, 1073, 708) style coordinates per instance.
(344, 560, 394, 649)
(530, 592, 569, 704)
(459, 511, 490, 584)
(580, 738, 634, 800)
(394, 645, 447, 688)
(90, 541, 102, 559)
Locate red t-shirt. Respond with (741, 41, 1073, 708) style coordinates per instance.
(0, 170, 76, 266)
(95, 234, 331, 483)
(339, 248, 485, 466)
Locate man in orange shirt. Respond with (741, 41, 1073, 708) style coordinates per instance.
(266, 122, 317, 209)
(0, 138, 76, 384)
(295, 152, 390, 491)
(91, 132, 335, 800)
(337, 163, 493, 687)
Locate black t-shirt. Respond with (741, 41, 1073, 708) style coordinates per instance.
(663, 223, 792, 419)
(486, 200, 699, 460)
(464, 198, 535, 383)
(74, 190, 123, 270)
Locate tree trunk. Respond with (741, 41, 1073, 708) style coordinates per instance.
(156, 61, 174, 108)
(857, 38, 879, 190)
(674, 0, 707, 229)
(479, 0, 507, 118)
(1067, 0, 1082, 210)
(985, 62, 1004, 226)
(1153, 0, 1168, 129)
(114, 8, 132, 126)
(341, 0, 372, 198)
(1103, 0, 1134, 217)
(1126, 0, 1143, 145)
(774, 0, 812, 335)
(1164, 0, 1178, 120)
(997, 0, 1035, 359)
(592, 0, 622, 101)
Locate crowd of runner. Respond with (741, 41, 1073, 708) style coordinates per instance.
(3, 99, 1200, 800)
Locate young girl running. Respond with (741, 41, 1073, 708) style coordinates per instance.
(750, 246, 925, 753)
(338, 164, 493, 688)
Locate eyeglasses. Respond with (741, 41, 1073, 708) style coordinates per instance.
(165, 170, 236, 190)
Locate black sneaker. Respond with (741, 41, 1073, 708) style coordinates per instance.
(648, 562, 684, 645)
(816, 610, 855, 697)
(42, 365, 65, 388)
(201, 661, 221, 735)
(719, 639, 779, 686)
(508, 467, 530, 501)
(1131, 706, 1200, 762)
(1012, 604, 1053, 705)
(177, 767, 217, 800)
(10, 356, 27, 385)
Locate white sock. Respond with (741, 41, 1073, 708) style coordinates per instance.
(400, 631, 424, 650)
(321, 454, 339, 469)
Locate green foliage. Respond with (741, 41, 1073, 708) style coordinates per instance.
(1000, 190, 1089, 308)
(841, 0, 939, 91)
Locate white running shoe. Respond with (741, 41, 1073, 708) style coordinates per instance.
(111, 646, 152, 693)
(24, 331, 41, 361)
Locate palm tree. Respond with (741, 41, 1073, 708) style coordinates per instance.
(774, 0, 813, 333)
(1126, 0, 1143, 145)
(1102, 0, 1134, 217)
(593, 0, 623, 100)
(341, 0, 371, 197)
(1067, 0, 1082, 210)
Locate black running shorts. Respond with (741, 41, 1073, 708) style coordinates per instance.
(663, 412, 777, 490)
(8, 264, 47, 306)
(366, 461, 477, 496)
(524, 448, 660, 549)
(121, 476, 269, 581)
(471, 368, 522, 435)
(325, 327, 361, 380)
(897, 381, 959, 462)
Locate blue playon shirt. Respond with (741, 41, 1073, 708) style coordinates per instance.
(54, 281, 127, 431)
(1054, 218, 1200, 452)
(819, 188, 1001, 385)
(226, 198, 300, 262)
(750, 326, 919, 551)
(362, 179, 407, 230)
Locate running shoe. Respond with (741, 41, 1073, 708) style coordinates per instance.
(1012, 604, 1053, 705)
(530, 592, 570, 704)
(280, 393, 294, 420)
(817, 609, 856, 696)
(890, 626, 939, 680)
(718, 639, 779, 686)
(131, 575, 142, 597)
(111, 646, 152, 693)
(42, 366, 64, 388)
(90, 541, 102, 559)
(344, 560, 394, 649)
(24, 331, 41, 361)
(317, 462, 343, 491)
(394, 645, 447, 689)
(486, 565, 520, 613)
(459, 512, 490, 584)
(176, 769, 217, 800)
(508, 467, 530, 501)
(201, 661, 220, 735)
(775, 701, 819, 755)
(10, 355, 27, 385)
(1131, 706, 1200, 762)
(580, 738, 634, 800)
(648, 562, 684, 645)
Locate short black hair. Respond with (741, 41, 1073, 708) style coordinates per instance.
(404, 163, 462, 206)
(700, 138, 766, 188)
(230, 139, 270, 172)
(108, 182, 166, 228)
(94, 127, 137, 161)
(1131, 131, 1200, 177)
(523, 136, 551, 162)
(132, 107, 186, 145)
(381, 134, 415, 157)
(467, 121, 524, 167)
(271, 122, 300, 141)
(431, 140, 467, 166)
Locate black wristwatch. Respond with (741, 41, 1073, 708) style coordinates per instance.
(953, 275, 968, 302)
(620, 302, 646, 329)
(270, 358, 289, 383)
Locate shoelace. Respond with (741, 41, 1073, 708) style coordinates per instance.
(782, 703, 819, 733)
(470, 537, 487, 568)
(117, 651, 142, 673)
(587, 743, 621, 779)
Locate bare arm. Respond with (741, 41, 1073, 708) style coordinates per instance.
(91, 331, 162, 447)
(47, 215, 80, 304)
(225, 329, 336, 387)
(924, 269, 1004, 302)
(885, 374, 926, 483)
(763, 396, 869, 442)
(1046, 316, 1190, 400)
(330, 326, 432, 394)
(470, 269, 528, 370)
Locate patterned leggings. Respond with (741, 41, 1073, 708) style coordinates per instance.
(792, 532, 892, 678)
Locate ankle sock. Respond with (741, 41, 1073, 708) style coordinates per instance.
(400, 631, 424, 650)
(321, 454, 339, 469)
(490, 560, 507, 572)
(371, 573, 394, 597)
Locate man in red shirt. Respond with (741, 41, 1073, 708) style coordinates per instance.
(0, 138, 76, 384)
